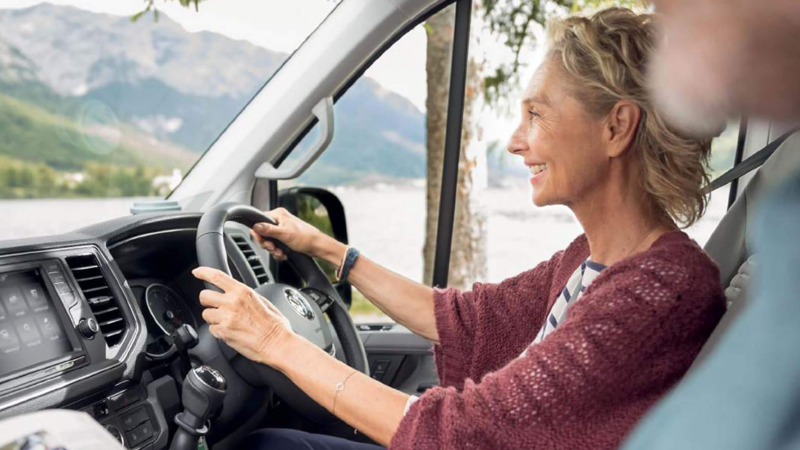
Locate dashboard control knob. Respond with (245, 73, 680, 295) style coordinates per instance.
(78, 318, 99, 339)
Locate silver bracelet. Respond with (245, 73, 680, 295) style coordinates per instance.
(332, 370, 358, 416)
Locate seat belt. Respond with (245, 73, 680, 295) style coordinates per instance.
(707, 126, 800, 192)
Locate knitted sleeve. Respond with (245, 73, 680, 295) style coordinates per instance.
(432, 249, 565, 389)
(390, 253, 725, 450)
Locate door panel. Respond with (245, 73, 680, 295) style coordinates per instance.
(359, 324, 438, 396)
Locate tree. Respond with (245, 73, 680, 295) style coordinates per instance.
(422, 1, 575, 289)
(422, 4, 489, 288)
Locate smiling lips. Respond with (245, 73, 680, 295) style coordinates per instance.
(529, 163, 548, 183)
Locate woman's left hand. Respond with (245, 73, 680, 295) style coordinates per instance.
(192, 267, 294, 367)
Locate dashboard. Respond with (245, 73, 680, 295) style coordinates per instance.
(0, 212, 276, 449)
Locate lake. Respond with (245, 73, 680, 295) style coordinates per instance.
(0, 182, 728, 286)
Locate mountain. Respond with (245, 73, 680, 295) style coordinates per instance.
(0, 3, 426, 184)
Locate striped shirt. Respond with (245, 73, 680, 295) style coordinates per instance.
(520, 259, 606, 357)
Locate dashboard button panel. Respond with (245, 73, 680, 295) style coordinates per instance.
(109, 387, 143, 412)
(126, 420, 154, 447)
(120, 406, 149, 431)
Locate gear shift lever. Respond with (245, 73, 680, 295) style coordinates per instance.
(170, 365, 227, 450)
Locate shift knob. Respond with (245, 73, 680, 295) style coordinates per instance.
(182, 365, 227, 422)
(170, 365, 227, 450)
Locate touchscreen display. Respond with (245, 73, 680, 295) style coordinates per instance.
(0, 269, 72, 378)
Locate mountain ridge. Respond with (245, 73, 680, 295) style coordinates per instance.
(0, 3, 427, 184)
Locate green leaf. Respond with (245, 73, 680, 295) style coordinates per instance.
(130, 10, 147, 22)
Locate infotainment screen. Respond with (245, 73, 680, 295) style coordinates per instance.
(0, 268, 72, 379)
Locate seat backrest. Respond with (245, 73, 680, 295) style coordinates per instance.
(688, 132, 800, 374)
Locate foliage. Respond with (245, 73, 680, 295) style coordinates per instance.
(133, 0, 205, 22)
(0, 89, 142, 171)
(480, 0, 645, 107)
(481, 0, 573, 105)
(0, 155, 164, 199)
(296, 194, 339, 282)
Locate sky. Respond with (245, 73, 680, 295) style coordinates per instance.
(0, 0, 429, 112)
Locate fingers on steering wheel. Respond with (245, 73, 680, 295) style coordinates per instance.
(250, 229, 287, 261)
(193, 267, 239, 292)
(199, 288, 225, 308)
(201, 306, 225, 325)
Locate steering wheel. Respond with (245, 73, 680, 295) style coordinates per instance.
(194, 202, 368, 422)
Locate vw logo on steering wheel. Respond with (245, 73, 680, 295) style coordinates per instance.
(284, 288, 316, 321)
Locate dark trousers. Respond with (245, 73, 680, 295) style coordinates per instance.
(242, 429, 385, 450)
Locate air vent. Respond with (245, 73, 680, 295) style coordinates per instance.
(231, 235, 270, 285)
(66, 254, 126, 347)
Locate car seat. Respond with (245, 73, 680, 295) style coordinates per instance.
(688, 131, 800, 373)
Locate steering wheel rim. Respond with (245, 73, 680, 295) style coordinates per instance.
(195, 202, 368, 421)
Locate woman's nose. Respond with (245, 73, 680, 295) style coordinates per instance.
(506, 125, 528, 155)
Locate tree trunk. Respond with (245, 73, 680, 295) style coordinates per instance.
(423, 4, 488, 290)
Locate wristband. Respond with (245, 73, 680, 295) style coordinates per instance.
(336, 247, 360, 282)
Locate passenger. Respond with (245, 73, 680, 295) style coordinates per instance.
(622, 0, 800, 449)
(192, 8, 726, 450)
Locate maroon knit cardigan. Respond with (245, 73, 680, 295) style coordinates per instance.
(390, 232, 725, 450)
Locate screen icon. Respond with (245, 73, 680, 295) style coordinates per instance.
(36, 312, 63, 341)
(0, 325, 20, 352)
(1, 287, 29, 317)
(23, 284, 48, 311)
(14, 318, 42, 346)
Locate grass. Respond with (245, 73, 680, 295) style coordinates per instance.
(349, 288, 392, 322)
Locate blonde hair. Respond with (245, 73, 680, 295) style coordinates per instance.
(547, 7, 713, 227)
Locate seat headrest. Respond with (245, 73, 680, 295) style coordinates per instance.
(704, 132, 800, 286)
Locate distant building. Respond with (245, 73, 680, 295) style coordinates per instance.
(152, 169, 183, 196)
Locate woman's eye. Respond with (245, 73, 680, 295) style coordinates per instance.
(528, 109, 540, 122)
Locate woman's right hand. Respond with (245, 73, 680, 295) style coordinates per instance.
(251, 207, 335, 261)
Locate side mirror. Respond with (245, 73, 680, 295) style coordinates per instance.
(278, 187, 352, 307)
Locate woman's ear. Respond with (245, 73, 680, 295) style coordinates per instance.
(605, 100, 642, 158)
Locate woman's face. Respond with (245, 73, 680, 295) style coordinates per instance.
(507, 61, 611, 208)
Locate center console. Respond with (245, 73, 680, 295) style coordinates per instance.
(0, 246, 149, 445)
(0, 261, 87, 394)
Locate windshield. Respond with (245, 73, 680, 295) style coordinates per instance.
(0, 0, 339, 239)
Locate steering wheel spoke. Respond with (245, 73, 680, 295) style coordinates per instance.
(302, 287, 335, 313)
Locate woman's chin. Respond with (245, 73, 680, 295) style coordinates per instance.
(531, 192, 549, 207)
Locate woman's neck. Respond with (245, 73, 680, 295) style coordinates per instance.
(571, 178, 676, 267)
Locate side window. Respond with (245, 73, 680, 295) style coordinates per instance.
(280, 20, 431, 323)
(294, 193, 338, 282)
(684, 120, 740, 245)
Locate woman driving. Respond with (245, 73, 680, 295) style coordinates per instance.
(192, 7, 726, 450)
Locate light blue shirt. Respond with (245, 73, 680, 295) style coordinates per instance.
(623, 174, 800, 448)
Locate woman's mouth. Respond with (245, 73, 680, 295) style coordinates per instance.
(529, 163, 548, 183)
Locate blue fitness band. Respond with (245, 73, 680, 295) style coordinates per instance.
(338, 247, 360, 282)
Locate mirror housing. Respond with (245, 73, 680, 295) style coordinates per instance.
(278, 187, 352, 307)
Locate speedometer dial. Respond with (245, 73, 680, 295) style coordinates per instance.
(145, 283, 197, 335)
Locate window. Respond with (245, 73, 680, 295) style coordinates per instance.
(280, 17, 432, 323)
(0, 0, 339, 239)
(684, 121, 740, 245)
